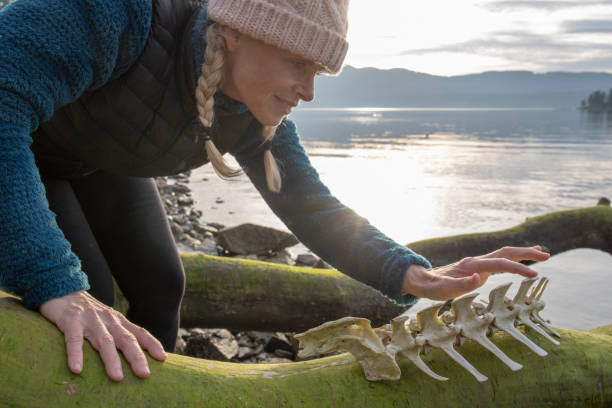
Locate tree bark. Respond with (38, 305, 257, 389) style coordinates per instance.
(113, 205, 612, 331)
(1, 291, 610, 407)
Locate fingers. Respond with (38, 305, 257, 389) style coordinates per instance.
(471, 258, 538, 278)
(89, 310, 157, 380)
(86, 316, 125, 381)
(411, 245, 549, 301)
(64, 319, 84, 374)
(40, 291, 162, 382)
(485, 245, 550, 263)
(122, 319, 167, 362)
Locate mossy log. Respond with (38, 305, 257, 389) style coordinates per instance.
(115, 255, 407, 331)
(1, 291, 611, 407)
(407, 205, 612, 267)
(112, 205, 612, 331)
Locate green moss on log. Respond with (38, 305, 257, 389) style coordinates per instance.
(1, 290, 611, 407)
(114, 254, 406, 331)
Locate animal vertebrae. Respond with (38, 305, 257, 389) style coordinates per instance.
(295, 277, 560, 382)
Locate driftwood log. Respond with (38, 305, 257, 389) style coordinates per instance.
(0, 290, 610, 407)
(408, 204, 612, 267)
(112, 204, 612, 331)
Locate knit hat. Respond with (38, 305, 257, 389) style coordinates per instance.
(207, 0, 350, 74)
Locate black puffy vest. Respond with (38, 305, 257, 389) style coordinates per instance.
(31, 0, 255, 178)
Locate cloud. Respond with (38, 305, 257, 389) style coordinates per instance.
(481, 0, 607, 11)
(562, 20, 612, 33)
(399, 30, 612, 72)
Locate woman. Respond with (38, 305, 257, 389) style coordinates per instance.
(0, 0, 549, 382)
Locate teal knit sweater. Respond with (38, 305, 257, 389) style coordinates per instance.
(0, 0, 431, 310)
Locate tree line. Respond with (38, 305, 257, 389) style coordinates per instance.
(580, 89, 612, 112)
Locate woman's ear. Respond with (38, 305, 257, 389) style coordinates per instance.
(222, 26, 241, 52)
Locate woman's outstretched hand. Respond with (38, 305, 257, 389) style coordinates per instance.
(402, 246, 550, 300)
(40, 290, 167, 381)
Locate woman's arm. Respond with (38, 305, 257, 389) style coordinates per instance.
(0, 0, 150, 308)
(0, 0, 164, 381)
(233, 119, 431, 306)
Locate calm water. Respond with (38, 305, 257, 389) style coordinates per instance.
(190, 107, 612, 330)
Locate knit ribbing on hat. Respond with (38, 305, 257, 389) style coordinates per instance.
(207, 0, 349, 73)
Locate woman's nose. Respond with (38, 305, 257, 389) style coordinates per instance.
(296, 74, 315, 102)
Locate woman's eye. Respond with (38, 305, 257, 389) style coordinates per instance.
(293, 60, 306, 70)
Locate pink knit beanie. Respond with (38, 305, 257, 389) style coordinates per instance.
(207, 0, 350, 74)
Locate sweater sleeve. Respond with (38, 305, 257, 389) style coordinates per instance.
(0, 0, 152, 309)
(232, 118, 432, 306)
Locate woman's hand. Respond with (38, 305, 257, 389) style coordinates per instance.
(40, 291, 167, 381)
(402, 246, 550, 300)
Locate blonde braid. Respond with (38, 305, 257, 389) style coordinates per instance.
(262, 125, 282, 193)
(196, 23, 241, 178)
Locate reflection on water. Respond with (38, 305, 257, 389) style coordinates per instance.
(290, 107, 612, 147)
(285, 107, 612, 244)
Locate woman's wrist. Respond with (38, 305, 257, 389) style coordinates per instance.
(401, 263, 430, 296)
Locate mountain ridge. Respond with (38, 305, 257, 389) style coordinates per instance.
(309, 66, 612, 108)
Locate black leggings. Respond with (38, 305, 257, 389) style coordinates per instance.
(41, 171, 184, 352)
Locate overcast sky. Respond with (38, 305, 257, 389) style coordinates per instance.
(345, 0, 612, 76)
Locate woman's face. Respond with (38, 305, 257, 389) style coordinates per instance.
(221, 28, 323, 126)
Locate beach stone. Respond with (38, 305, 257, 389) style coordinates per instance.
(172, 183, 191, 194)
(172, 172, 190, 181)
(196, 238, 218, 255)
(177, 195, 193, 206)
(247, 331, 274, 345)
(174, 336, 187, 355)
(193, 223, 218, 236)
(273, 349, 294, 359)
(296, 253, 318, 266)
(174, 215, 187, 225)
(236, 332, 256, 348)
(170, 222, 185, 241)
(217, 223, 299, 255)
(237, 344, 263, 360)
(264, 332, 295, 356)
(313, 258, 333, 269)
(184, 329, 238, 361)
(260, 249, 294, 265)
(208, 222, 225, 230)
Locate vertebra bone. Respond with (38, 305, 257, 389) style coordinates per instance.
(295, 277, 560, 382)
(451, 293, 523, 371)
(387, 315, 448, 381)
(512, 278, 560, 345)
(487, 282, 548, 356)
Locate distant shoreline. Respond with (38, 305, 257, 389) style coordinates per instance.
(298, 107, 556, 112)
